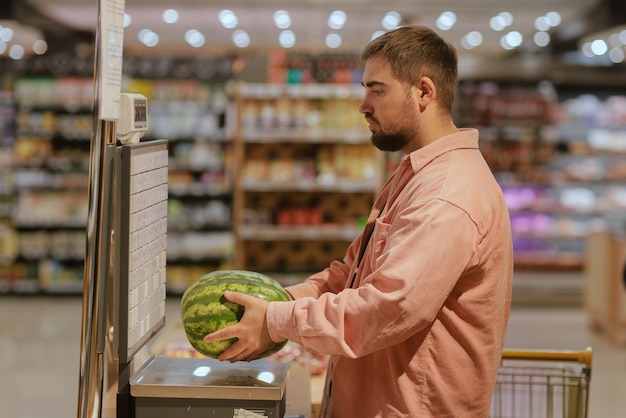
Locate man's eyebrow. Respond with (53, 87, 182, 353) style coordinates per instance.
(362, 80, 386, 88)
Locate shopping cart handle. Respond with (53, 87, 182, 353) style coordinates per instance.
(501, 347, 593, 368)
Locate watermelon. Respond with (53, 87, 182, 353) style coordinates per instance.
(180, 270, 291, 359)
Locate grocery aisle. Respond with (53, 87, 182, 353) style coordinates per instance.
(1, 294, 625, 418)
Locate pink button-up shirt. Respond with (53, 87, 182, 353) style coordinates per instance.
(267, 128, 513, 417)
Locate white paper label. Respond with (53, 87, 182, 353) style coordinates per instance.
(98, 0, 125, 120)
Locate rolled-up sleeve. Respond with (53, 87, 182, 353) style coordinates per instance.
(267, 199, 479, 357)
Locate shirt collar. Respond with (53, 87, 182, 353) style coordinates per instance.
(405, 128, 480, 173)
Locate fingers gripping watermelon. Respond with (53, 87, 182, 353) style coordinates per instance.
(180, 270, 291, 359)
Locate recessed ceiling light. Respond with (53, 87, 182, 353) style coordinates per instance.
(498, 12, 514, 27)
(371, 30, 385, 41)
(328, 10, 347, 30)
(462, 31, 483, 49)
(9, 44, 24, 60)
(609, 33, 622, 47)
(232, 30, 250, 48)
(545, 12, 561, 27)
(219, 10, 238, 29)
(609, 47, 625, 63)
(534, 16, 550, 32)
(123, 13, 132, 28)
(274, 10, 291, 29)
(436, 11, 457, 31)
(505, 31, 523, 48)
(0, 27, 14, 42)
(33, 39, 48, 55)
(590, 39, 608, 55)
(279, 30, 296, 48)
(138, 29, 159, 47)
(325, 33, 342, 48)
(490, 16, 506, 31)
(533, 31, 550, 47)
(382, 11, 401, 30)
(581, 42, 594, 57)
(500, 31, 523, 50)
(185, 29, 205, 48)
(162, 9, 179, 24)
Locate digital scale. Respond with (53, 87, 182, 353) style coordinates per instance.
(80, 89, 292, 418)
(77, 2, 293, 416)
(79, 92, 291, 418)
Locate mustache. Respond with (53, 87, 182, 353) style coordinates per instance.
(364, 114, 378, 124)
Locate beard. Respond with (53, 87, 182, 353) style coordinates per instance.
(370, 128, 413, 152)
(367, 98, 418, 152)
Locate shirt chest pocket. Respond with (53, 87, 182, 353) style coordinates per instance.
(363, 218, 391, 275)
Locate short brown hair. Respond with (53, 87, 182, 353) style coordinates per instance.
(361, 26, 458, 114)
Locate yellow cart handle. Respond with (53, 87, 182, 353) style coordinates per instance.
(501, 347, 593, 369)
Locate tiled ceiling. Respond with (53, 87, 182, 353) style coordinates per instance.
(25, 0, 607, 59)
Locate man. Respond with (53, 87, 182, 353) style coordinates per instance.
(204, 25, 513, 417)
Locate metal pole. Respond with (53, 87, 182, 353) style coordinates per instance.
(77, 2, 117, 415)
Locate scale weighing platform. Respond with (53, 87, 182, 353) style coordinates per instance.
(106, 99, 291, 418)
(129, 357, 288, 418)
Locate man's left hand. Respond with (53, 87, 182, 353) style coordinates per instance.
(203, 290, 274, 362)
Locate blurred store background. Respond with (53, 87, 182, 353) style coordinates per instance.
(1, 0, 626, 417)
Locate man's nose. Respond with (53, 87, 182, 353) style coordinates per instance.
(358, 99, 370, 115)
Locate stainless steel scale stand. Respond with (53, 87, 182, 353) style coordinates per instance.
(113, 139, 290, 418)
(76, 2, 290, 417)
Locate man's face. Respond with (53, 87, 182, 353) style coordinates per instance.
(359, 56, 420, 153)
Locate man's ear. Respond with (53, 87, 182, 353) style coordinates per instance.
(413, 76, 436, 109)
(417, 76, 436, 103)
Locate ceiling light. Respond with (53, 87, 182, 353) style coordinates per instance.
(545, 12, 561, 27)
(500, 37, 514, 50)
(138, 29, 159, 47)
(162, 9, 179, 24)
(489, 16, 506, 31)
(461, 31, 483, 49)
(185, 29, 205, 48)
(533, 31, 550, 47)
(534, 16, 550, 32)
(581, 42, 594, 57)
(436, 11, 457, 31)
(590, 39, 608, 55)
(279, 30, 296, 48)
(500, 31, 523, 50)
(325, 33, 342, 48)
(609, 47, 625, 63)
(371, 31, 385, 41)
(219, 10, 238, 29)
(382, 11, 401, 30)
(32, 39, 47, 55)
(498, 12, 514, 27)
(505, 31, 523, 48)
(0, 27, 14, 42)
(0, 21, 46, 58)
(274, 10, 291, 29)
(328, 10, 347, 30)
(232, 30, 250, 48)
(8, 44, 24, 60)
(123, 13, 132, 28)
(609, 33, 622, 47)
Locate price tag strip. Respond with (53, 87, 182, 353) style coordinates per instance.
(116, 140, 169, 363)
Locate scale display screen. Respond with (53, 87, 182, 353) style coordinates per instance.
(117, 140, 169, 363)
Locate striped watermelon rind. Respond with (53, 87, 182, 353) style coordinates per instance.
(180, 270, 291, 359)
